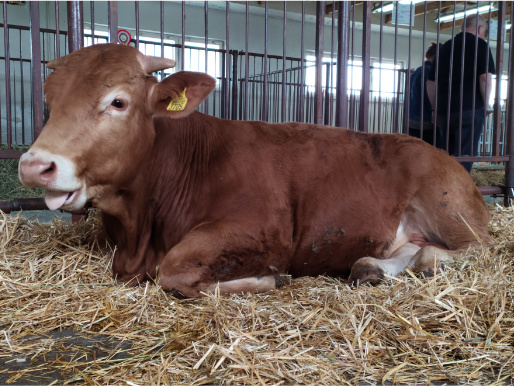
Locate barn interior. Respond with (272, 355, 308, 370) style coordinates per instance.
(0, 1, 513, 384)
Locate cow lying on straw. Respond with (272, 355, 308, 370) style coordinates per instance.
(19, 44, 491, 297)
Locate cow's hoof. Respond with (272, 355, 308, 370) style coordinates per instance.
(349, 264, 384, 287)
(274, 274, 292, 288)
(419, 262, 445, 278)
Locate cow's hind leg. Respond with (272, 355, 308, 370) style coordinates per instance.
(204, 275, 291, 295)
(349, 244, 454, 286)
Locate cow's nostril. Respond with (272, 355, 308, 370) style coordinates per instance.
(41, 162, 56, 176)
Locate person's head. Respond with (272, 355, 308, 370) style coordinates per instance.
(462, 14, 488, 39)
(425, 42, 443, 62)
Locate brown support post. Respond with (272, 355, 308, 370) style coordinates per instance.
(30, 1, 43, 139)
(108, 1, 118, 44)
(359, 2, 371, 133)
(335, 1, 349, 128)
(314, 1, 324, 125)
(67, 1, 83, 53)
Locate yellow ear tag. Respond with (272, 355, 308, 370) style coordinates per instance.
(167, 88, 188, 111)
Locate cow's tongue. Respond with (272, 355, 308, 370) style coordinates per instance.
(45, 191, 72, 210)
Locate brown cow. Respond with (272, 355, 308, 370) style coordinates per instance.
(19, 44, 491, 298)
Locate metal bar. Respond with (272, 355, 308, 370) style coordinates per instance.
(444, 2, 457, 152)
(135, 1, 140, 49)
(0, 150, 24, 159)
(3, 1, 12, 149)
(404, 3, 413, 135)
(457, 2, 468, 156)
(90, 1, 94, 44)
(164, 1, 167, 62)
(224, 2, 230, 120)
(392, 3, 399, 133)
(505, 3, 514, 206)
(433, 2, 441, 145)
(481, 2, 492, 157)
(335, 1, 349, 128)
(377, 7, 383, 133)
(281, 2, 286, 123)
(204, 1, 209, 114)
(358, 2, 371, 133)
(108, 1, 117, 43)
(470, 11, 480, 156)
(297, 2, 305, 123)
(231, 51, 238, 120)
(244, 1, 249, 120)
(55, 1, 60, 57)
(478, 186, 505, 195)
(328, 6, 335, 126)
(67, 1, 83, 53)
(314, 1, 324, 125)
(19, 29, 24, 143)
(0, 198, 47, 213)
(30, 1, 43, 140)
(262, 2, 268, 122)
(493, 2, 505, 157)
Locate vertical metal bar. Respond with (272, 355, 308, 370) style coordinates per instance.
(135, 1, 140, 49)
(4, 1, 12, 149)
(324, 63, 330, 125)
(204, 1, 209, 114)
(349, 2, 355, 130)
(164, 1, 167, 61)
(224, 2, 230, 120)
(90, 1, 94, 44)
(405, 3, 413, 135)
(244, 1, 249, 120)
(392, 3, 399, 132)
(419, 2, 427, 139)
(281, 2, 286, 123)
(504, 3, 514, 206)
(377, 7, 383, 133)
(335, 1, 349, 128)
(481, 2, 492, 157)
(262, 2, 268, 122)
(444, 2, 457, 152)
(297, 2, 305, 122)
(67, 1, 83, 53)
(493, 2, 505, 157)
(30, 2, 43, 140)
(457, 2, 467, 156)
(19, 29, 24, 142)
(328, 3, 335, 126)
(231, 52, 238, 120)
(359, 2, 371, 133)
(470, 11, 480, 156)
(314, 1, 324, 125)
(433, 2, 441, 144)
(55, 1, 60, 57)
(108, 1, 117, 44)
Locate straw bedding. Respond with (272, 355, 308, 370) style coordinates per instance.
(0, 206, 513, 385)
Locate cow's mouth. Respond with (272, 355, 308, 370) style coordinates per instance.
(45, 189, 81, 210)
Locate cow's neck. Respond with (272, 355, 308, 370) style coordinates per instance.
(100, 112, 221, 279)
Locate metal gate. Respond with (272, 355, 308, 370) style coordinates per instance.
(1, 1, 513, 212)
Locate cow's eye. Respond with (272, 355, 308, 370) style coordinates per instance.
(111, 99, 124, 109)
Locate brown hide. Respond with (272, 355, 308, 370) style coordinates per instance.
(19, 44, 491, 297)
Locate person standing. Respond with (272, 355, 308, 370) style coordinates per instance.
(427, 14, 495, 173)
(408, 42, 442, 143)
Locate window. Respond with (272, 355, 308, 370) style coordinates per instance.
(305, 55, 402, 98)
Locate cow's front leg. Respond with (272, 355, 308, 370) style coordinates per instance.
(349, 245, 453, 286)
(156, 224, 290, 298)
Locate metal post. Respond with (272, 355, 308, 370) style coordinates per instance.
(335, 1, 349, 128)
(493, 2, 505, 157)
(30, 2, 43, 139)
(67, 1, 83, 53)
(108, 1, 117, 44)
(314, 1, 324, 125)
(359, 2, 371, 133)
(505, 4, 514, 206)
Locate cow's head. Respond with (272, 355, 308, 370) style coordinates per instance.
(19, 44, 216, 211)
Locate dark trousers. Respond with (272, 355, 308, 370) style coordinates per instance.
(436, 109, 485, 173)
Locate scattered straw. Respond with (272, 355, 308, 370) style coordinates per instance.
(0, 205, 513, 384)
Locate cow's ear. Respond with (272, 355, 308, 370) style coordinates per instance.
(149, 71, 216, 118)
